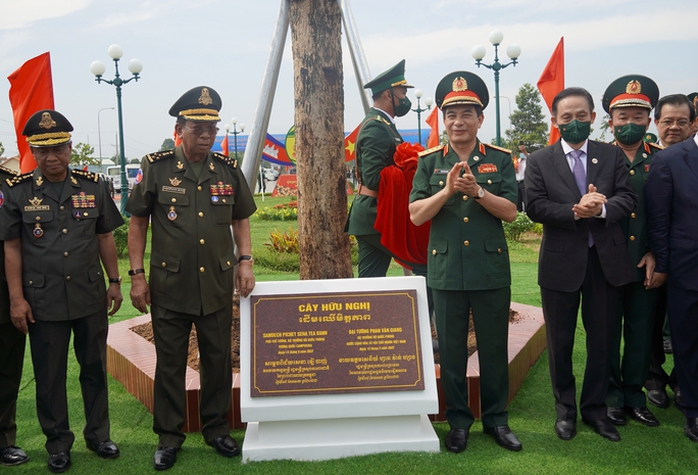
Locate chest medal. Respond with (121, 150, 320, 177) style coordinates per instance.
(167, 206, 178, 222)
(33, 223, 44, 238)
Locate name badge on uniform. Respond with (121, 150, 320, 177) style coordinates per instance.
(162, 186, 186, 194)
(433, 169, 449, 175)
(24, 197, 50, 212)
(477, 164, 498, 174)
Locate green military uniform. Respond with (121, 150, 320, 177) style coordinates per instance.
(601, 75, 662, 412)
(345, 60, 427, 277)
(0, 165, 123, 453)
(127, 142, 256, 446)
(411, 139, 517, 429)
(0, 165, 27, 454)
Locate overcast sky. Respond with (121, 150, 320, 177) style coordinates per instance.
(1, 0, 697, 159)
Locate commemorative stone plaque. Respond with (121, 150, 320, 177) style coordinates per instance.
(250, 289, 424, 397)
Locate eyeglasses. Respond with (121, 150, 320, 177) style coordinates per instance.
(32, 144, 70, 159)
(184, 124, 219, 136)
(658, 118, 691, 128)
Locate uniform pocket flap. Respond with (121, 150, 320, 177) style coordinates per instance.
(73, 208, 99, 219)
(429, 241, 448, 256)
(158, 193, 189, 206)
(88, 266, 104, 282)
(220, 254, 236, 271)
(151, 251, 181, 272)
(429, 174, 448, 187)
(476, 174, 502, 185)
(22, 211, 53, 224)
(485, 239, 508, 253)
(24, 274, 44, 287)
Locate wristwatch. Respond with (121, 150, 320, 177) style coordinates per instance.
(128, 268, 146, 276)
(474, 186, 485, 199)
(238, 255, 254, 264)
(109, 277, 122, 284)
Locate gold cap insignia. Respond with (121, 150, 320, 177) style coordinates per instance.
(452, 77, 468, 92)
(169, 177, 182, 186)
(39, 112, 57, 130)
(626, 80, 641, 95)
(28, 196, 43, 206)
(198, 88, 213, 106)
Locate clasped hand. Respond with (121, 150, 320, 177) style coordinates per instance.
(572, 184, 606, 218)
(447, 161, 479, 197)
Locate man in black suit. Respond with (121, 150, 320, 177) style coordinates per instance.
(645, 130, 698, 442)
(525, 87, 637, 442)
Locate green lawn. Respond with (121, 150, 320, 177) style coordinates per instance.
(10, 197, 696, 474)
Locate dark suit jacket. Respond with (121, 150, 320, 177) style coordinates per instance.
(646, 135, 698, 291)
(525, 140, 637, 292)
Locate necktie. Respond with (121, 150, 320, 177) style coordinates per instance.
(569, 149, 594, 247)
(570, 149, 586, 195)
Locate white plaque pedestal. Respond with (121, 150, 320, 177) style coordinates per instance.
(240, 277, 439, 463)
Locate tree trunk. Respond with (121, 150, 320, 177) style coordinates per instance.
(289, 0, 353, 280)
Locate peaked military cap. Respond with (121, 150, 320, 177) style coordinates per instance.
(435, 71, 489, 110)
(688, 92, 698, 114)
(22, 109, 73, 147)
(602, 75, 659, 113)
(169, 86, 222, 121)
(643, 132, 658, 143)
(364, 60, 413, 96)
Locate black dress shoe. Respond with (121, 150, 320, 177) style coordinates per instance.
(0, 445, 29, 466)
(646, 388, 670, 408)
(685, 418, 698, 442)
(445, 428, 468, 453)
(626, 407, 659, 427)
(607, 406, 627, 426)
(483, 425, 522, 452)
(153, 446, 178, 471)
(582, 418, 621, 441)
(47, 451, 71, 474)
(86, 439, 120, 459)
(207, 435, 240, 458)
(554, 419, 577, 440)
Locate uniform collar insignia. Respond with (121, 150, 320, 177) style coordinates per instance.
(28, 196, 43, 206)
(35, 176, 44, 186)
(169, 177, 182, 186)
(71, 176, 78, 185)
(176, 161, 184, 170)
(209, 162, 215, 171)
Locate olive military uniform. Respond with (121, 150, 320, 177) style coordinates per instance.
(410, 140, 517, 429)
(0, 167, 123, 453)
(0, 165, 26, 453)
(126, 146, 256, 447)
(607, 141, 662, 409)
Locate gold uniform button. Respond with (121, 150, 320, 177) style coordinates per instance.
(62, 229, 68, 234)
(487, 179, 492, 185)
(161, 262, 167, 268)
(464, 240, 470, 246)
(28, 280, 33, 286)
(63, 252, 69, 257)
(35, 216, 41, 221)
(629, 236, 636, 241)
(473, 156, 480, 161)
(222, 198, 227, 203)
(432, 249, 437, 256)
(439, 181, 444, 186)
(83, 212, 88, 217)
(199, 239, 205, 245)
(463, 217, 469, 223)
(199, 267, 205, 273)
(198, 212, 204, 217)
(171, 198, 177, 203)
(498, 248, 502, 254)
(59, 205, 65, 211)
(65, 276, 71, 281)
(197, 186, 202, 191)
(631, 212, 636, 218)
(642, 153, 648, 158)
(226, 261, 232, 266)
(629, 170, 636, 176)
(462, 195, 469, 201)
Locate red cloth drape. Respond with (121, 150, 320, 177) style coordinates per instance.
(375, 142, 431, 268)
(425, 107, 440, 149)
(7, 52, 55, 172)
(537, 38, 564, 145)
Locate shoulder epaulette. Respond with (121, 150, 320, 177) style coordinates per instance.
(212, 152, 238, 169)
(71, 169, 99, 182)
(371, 115, 392, 127)
(418, 144, 445, 157)
(5, 172, 34, 188)
(484, 143, 512, 154)
(647, 142, 664, 151)
(146, 149, 175, 163)
(0, 165, 18, 177)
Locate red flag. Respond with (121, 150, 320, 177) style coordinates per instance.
(425, 107, 440, 149)
(220, 134, 229, 157)
(7, 52, 55, 172)
(537, 37, 564, 145)
(344, 124, 360, 162)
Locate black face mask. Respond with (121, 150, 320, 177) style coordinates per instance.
(391, 90, 412, 117)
